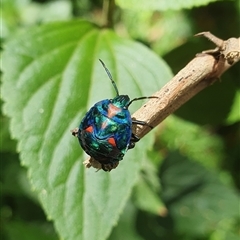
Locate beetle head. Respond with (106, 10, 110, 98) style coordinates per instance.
(111, 95, 130, 109)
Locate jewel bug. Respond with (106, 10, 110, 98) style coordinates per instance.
(72, 59, 157, 171)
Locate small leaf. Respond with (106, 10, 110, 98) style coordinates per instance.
(1, 20, 172, 240)
(116, 0, 218, 11)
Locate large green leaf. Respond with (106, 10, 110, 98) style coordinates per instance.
(116, 0, 218, 11)
(1, 20, 172, 240)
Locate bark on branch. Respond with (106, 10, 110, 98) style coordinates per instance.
(133, 32, 240, 138)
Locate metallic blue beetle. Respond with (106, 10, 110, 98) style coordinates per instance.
(72, 59, 155, 171)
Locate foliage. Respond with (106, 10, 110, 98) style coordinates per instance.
(1, 0, 239, 240)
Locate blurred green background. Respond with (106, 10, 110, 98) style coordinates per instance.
(1, 0, 239, 240)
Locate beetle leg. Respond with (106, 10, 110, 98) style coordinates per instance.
(132, 120, 153, 129)
(71, 128, 79, 137)
(128, 142, 135, 149)
(131, 133, 140, 142)
(129, 119, 154, 150)
(128, 133, 140, 149)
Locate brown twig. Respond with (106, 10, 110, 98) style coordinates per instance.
(132, 32, 240, 139)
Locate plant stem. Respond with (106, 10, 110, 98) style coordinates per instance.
(103, 0, 115, 28)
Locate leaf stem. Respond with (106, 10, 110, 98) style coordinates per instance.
(103, 0, 115, 28)
(70, 0, 80, 17)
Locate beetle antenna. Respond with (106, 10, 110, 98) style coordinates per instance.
(99, 59, 119, 96)
(127, 96, 158, 107)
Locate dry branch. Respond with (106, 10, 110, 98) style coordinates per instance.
(133, 32, 240, 138)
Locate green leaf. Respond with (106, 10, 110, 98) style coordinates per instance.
(160, 152, 239, 237)
(108, 200, 145, 240)
(133, 176, 167, 215)
(132, 154, 167, 216)
(226, 89, 240, 124)
(4, 221, 58, 240)
(0, 114, 17, 152)
(1, 20, 172, 240)
(159, 116, 225, 170)
(209, 217, 240, 240)
(116, 0, 218, 11)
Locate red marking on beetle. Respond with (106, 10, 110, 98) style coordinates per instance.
(107, 104, 120, 118)
(108, 137, 116, 147)
(85, 126, 93, 133)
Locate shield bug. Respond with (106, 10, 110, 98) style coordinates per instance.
(72, 59, 157, 171)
